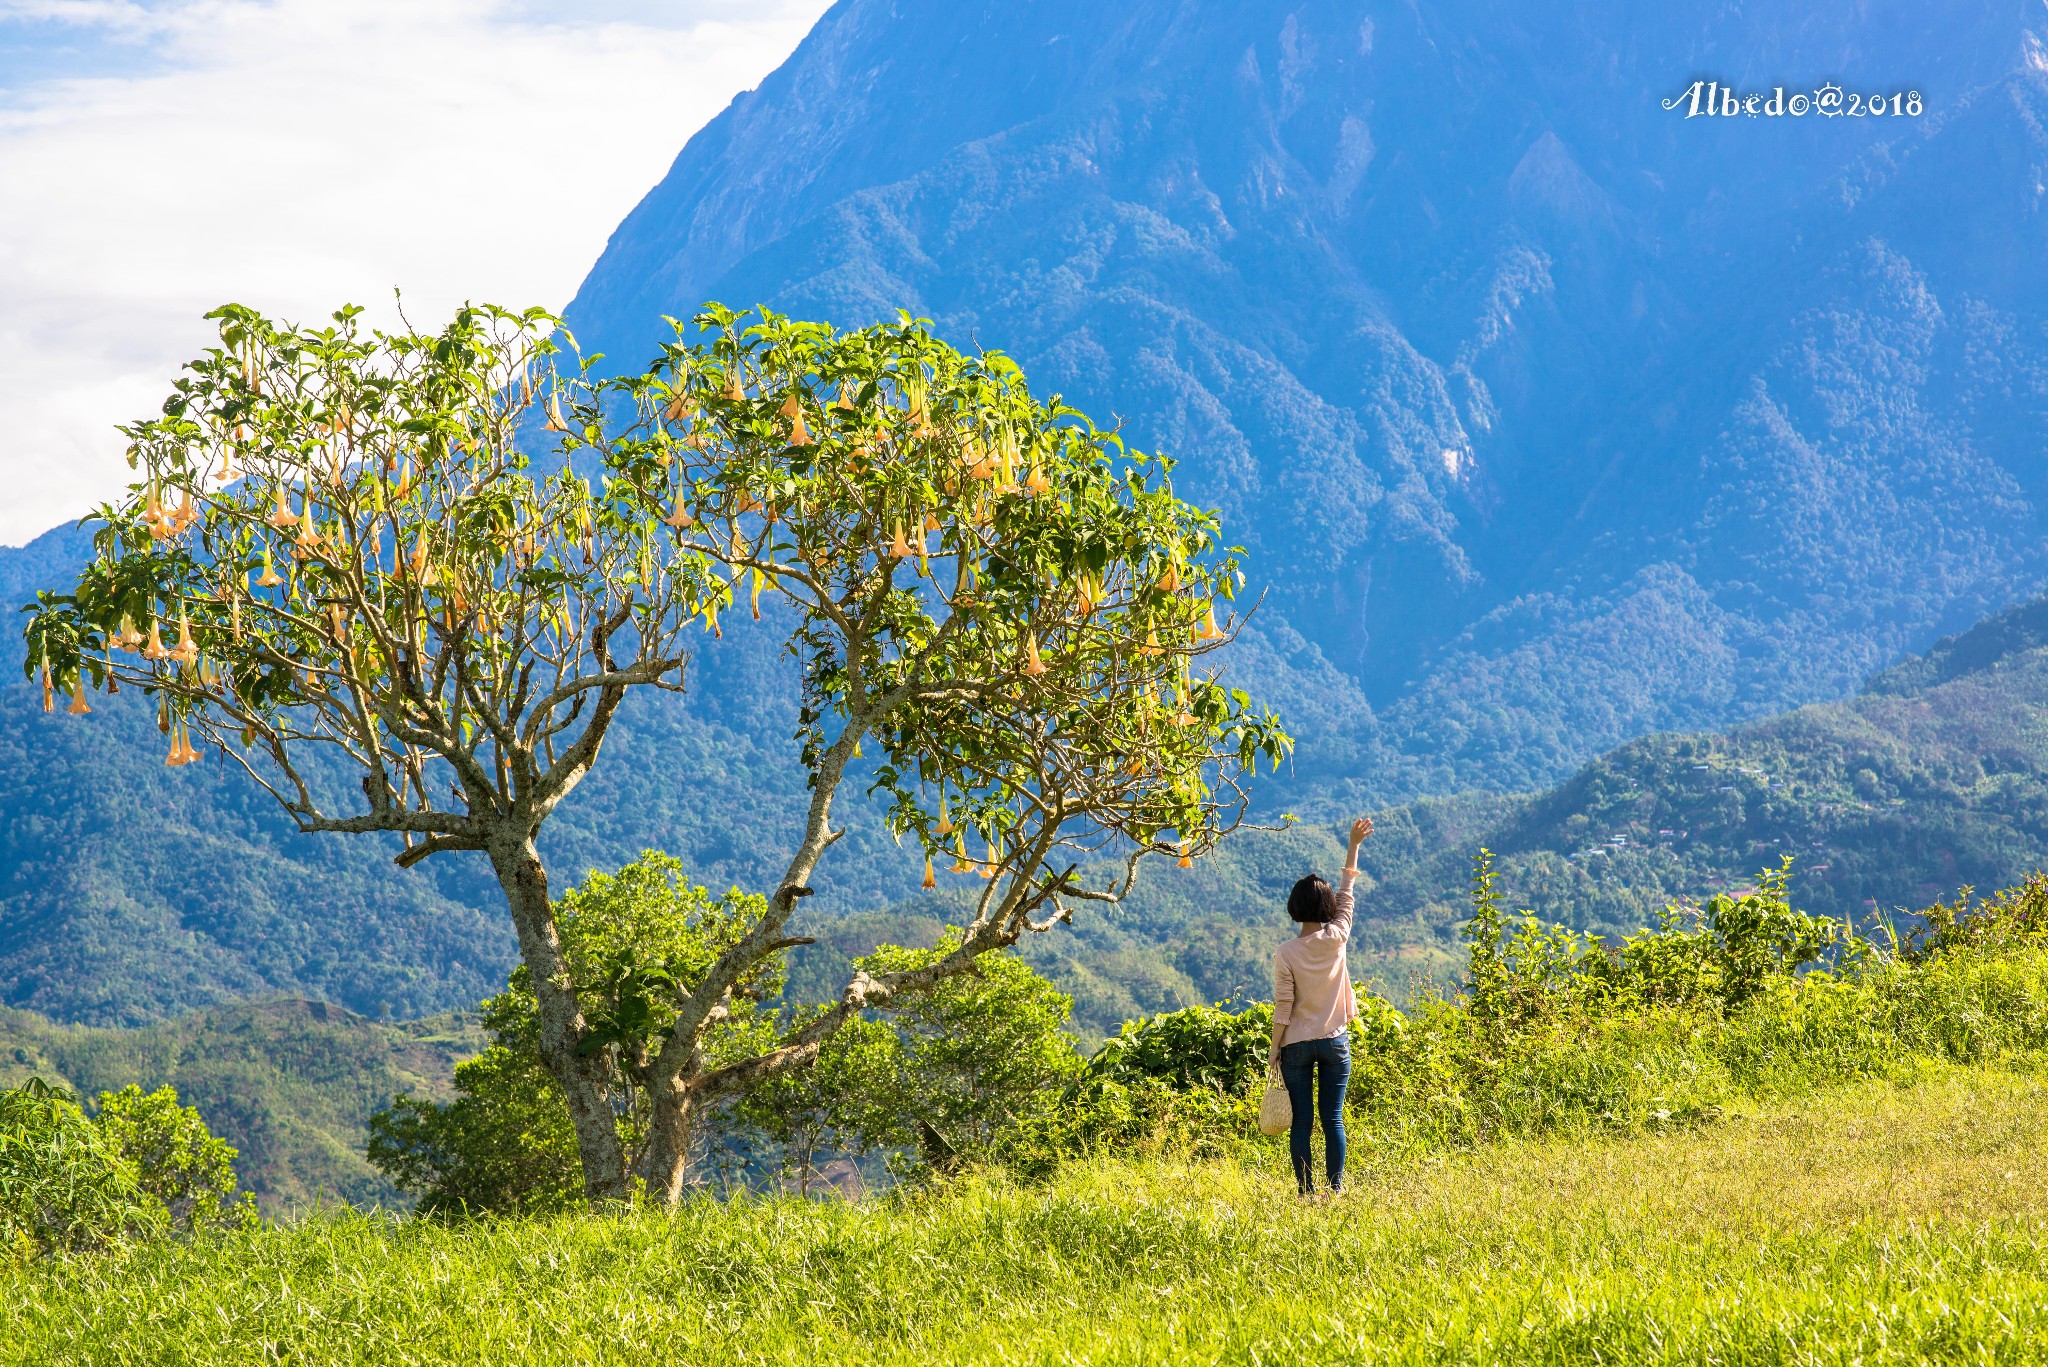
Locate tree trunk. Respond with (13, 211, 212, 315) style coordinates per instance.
(487, 832, 631, 1207)
(642, 1081, 697, 1208)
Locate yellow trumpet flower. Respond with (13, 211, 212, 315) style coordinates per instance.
(1021, 631, 1047, 676)
(922, 853, 937, 891)
(169, 606, 198, 666)
(781, 393, 811, 446)
(66, 677, 91, 715)
(266, 484, 296, 529)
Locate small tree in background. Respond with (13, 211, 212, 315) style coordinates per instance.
(370, 852, 781, 1215)
(26, 300, 1288, 1206)
(732, 1010, 896, 1196)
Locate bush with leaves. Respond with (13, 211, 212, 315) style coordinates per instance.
(1463, 849, 1846, 1028)
(2, 1079, 249, 1263)
(90, 1085, 249, 1232)
(1899, 875, 2048, 964)
(1086, 1001, 1272, 1097)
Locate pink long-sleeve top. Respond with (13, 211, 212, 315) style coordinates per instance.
(1272, 869, 1358, 1046)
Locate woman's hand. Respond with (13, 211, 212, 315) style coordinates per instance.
(1349, 816, 1373, 846)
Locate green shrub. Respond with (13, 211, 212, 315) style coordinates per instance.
(0, 1079, 156, 1262)
(1086, 1001, 1272, 1096)
(1902, 875, 2048, 963)
(1, 1078, 249, 1263)
(91, 1085, 250, 1233)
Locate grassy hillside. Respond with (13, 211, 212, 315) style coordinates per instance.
(7, 1066, 2045, 1364)
(0, 1000, 478, 1214)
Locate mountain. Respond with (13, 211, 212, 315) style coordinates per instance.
(568, 0, 2048, 800)
(8, 0, 2048, 1029)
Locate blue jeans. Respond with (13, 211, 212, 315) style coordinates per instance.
(1280, 1033, 1350, 1193)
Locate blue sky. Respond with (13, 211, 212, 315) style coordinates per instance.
(0, 0, 828, 544)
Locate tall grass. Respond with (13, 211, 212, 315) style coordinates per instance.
(5, 1064, 2047, 1365)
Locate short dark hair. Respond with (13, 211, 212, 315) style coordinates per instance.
(1287, 874, 1336, 923)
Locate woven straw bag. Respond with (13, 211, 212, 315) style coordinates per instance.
(1257, 1062, 1291, 1136)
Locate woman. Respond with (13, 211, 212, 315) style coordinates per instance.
(1269, 815, 1371, 1197)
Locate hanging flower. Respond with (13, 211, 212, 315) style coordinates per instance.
(169, 605, 199, 666)
(781, 392, 811, 446)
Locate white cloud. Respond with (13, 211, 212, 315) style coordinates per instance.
(0, 0, 827, 544)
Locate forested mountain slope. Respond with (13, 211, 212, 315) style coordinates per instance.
(1352, 591, 2048, 946)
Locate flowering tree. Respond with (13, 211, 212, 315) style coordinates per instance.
(24, 301, 1289, 1205)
